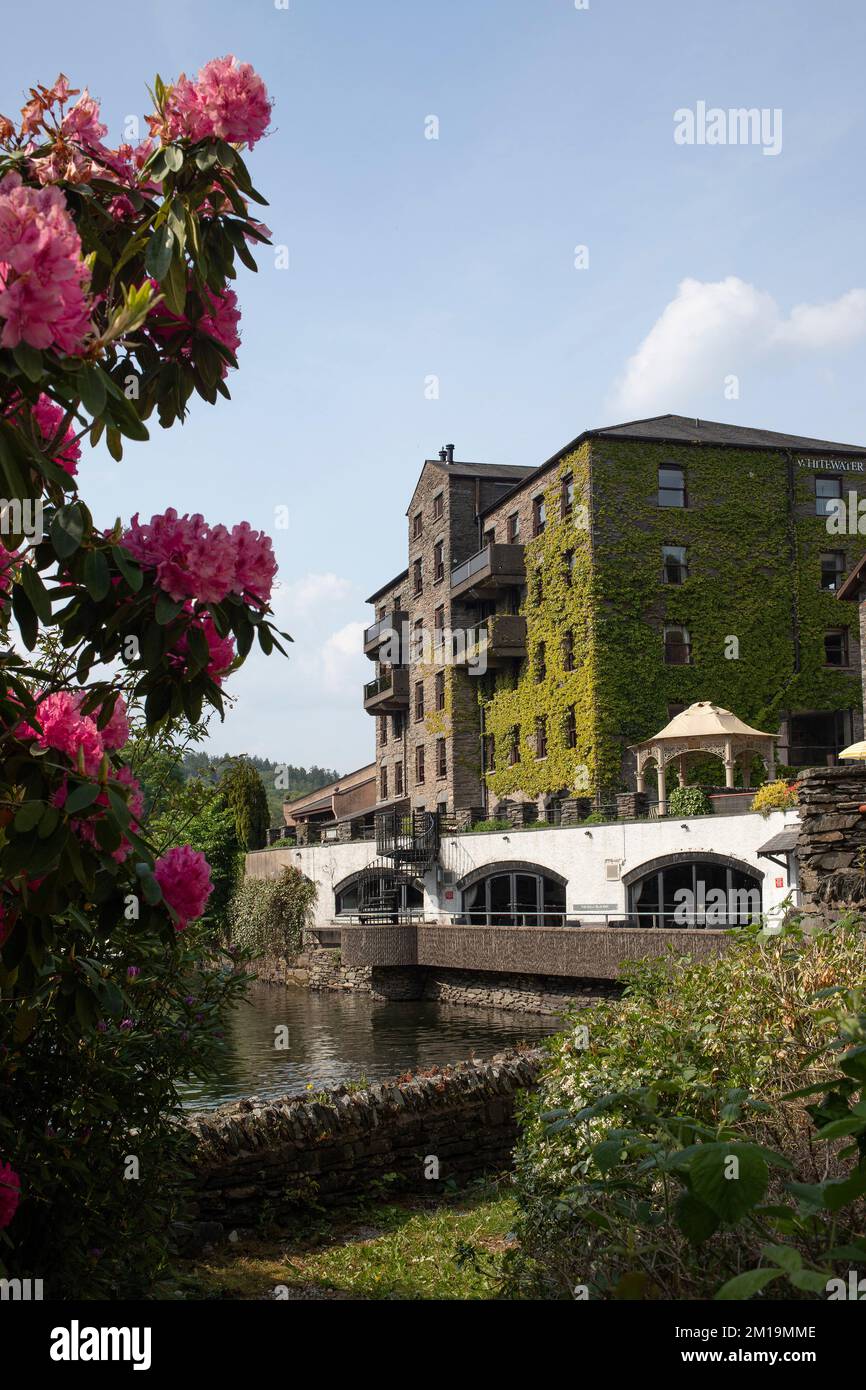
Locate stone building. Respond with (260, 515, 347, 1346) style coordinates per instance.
(363, 416, 866, 820)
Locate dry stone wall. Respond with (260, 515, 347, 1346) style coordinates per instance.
(796, 764, 866, 923)
(186, 1049, 544, 1231)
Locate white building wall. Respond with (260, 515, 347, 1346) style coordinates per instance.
(245, 809, 799, 930)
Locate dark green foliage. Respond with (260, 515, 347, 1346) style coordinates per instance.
(219, 757, 270, 850)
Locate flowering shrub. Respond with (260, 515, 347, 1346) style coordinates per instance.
(751, 779, 799, 817)
(0, 58, 283, 1296)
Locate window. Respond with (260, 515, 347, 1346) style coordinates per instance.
(380, 766, 388, 800)
(462, 870, 566, 926)
(437, 799, 447, 818)
(436, 738, 447, 779)
(414, 680, 425, 721)
(415, 744, 425, 784)
(435, 669, 445, 711)
(411, 617, 423, 661)
(413, 557, 423, 595)
(483, 732, 495, 771)
(535, 642, 546, 682)
(561, 473, 573, 518)
(392, 712, 404, 738)
(380, 715, 388, 745)
(662, 544, 688, 584)
(434, 604, 445, 631)
(564, 706, 577, 749)
(508, 512, 520, 543)
(509, 724, 521, 765)
(483, 527, 495, 546)
(532, 495, 546, 536)
(433, 539, 444, 583)
(664, 624, 691, 665)
(535, 715, 547, 759)
(628, 859, 760, 929)
(432, 492, 443, 520)
(562, 631, 575, 672)
(824, 628, 849, 667)
(816, 476, 842, 518)
(667, 702, 687, 721)
(412, 511, 423, 539)
(394, 760, 404, 796)
(564, 549, 575, 585)
(820, 551, 846, 592)
(658, 464, 685, 508)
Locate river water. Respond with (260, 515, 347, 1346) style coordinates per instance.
(183, 981, 559, 1110)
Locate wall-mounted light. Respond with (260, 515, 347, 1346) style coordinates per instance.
(680, 823, 689, 831)
(584, 830, 592, 837)
(502, 835, 510, 843)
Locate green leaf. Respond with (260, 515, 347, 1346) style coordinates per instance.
(690, 1143, 769, 1223)
(675, 1191, 719, 1245)
(111, 545, 144, 593)
(11, 582, 37, 649)
(155, 593, 184, 625)
(50, 503, 85, 559)
(788, 1269, 833, 1293)
(77, 365, 107, 416)
(815, 1116, 865, 1141)
(145, 223, 175, 280)
(759, 1243, 802, 1273)
(12, 342, 44, 381)
(64, 782, 100, 814)
(715, 1268, 782, 1301)
(164, 144, 184, 173)
(13, 800, 44, 834)
(83, 548, 110, 602)
(20, 563, 52, 623)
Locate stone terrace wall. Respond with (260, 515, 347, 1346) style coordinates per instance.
(187, 1050, 543, 1230)
(796, 764, 866, 923)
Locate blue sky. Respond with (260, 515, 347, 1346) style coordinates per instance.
(3, 0, 866, 773)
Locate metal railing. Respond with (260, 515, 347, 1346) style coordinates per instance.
(450, 545, 492, 590)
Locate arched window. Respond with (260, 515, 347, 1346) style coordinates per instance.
(461, 869, 566, 926)
(627, 857, 761, 928)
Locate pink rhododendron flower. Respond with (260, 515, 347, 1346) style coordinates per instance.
(59, 91, 107, 148)
(0, 172, 91, 352)
(231, 522, 277, 605)
(20, 691, 104, 774)
(154, 845, 213, 931)
(0, 540, 16, 598)
(0, 1162, 20, 1230)
(31, 393, 80, 476)
(99, 693, 130, 751)
(122, 508, 275, 605)
(164, 56, 271, 149)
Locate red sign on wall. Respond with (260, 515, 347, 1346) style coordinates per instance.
(775, 877, 784, 889)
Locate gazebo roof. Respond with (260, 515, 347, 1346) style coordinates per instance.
(639, 701, 779, 747)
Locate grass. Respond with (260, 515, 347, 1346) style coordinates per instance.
(175, 1178, 516, 1301)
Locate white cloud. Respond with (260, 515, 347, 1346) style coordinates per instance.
(609, 277, 866, 416)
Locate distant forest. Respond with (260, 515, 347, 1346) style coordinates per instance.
(181, 752, 342, 825)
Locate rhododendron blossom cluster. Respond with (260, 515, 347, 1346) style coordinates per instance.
(161, 55, 272, 149)
(0, 172, 91, 352)
(148, 282, 241, 375)
(154, 845, 213, 931)
(19, 691, 130, 774)
(122, 508, 277, 605)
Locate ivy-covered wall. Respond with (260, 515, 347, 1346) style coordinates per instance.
(481, 438, 866, 802)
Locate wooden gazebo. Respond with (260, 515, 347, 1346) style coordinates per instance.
(631, 701, 778, 815)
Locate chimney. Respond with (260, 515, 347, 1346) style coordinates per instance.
(444, 443, 454, 464)
(438, 448, 447, 461)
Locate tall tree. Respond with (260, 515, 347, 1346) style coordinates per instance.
(220, 757, 270, 850)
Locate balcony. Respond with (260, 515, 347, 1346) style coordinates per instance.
(375, 808, 439, 870)
(450, 543, 525, 602)
(363, 610, 407, 661)
(455, 614, 527, 671)
(363, 667, 409, 714)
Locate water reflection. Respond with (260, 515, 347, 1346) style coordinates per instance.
(183, 981, 558, 1110)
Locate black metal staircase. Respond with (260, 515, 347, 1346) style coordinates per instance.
(355, 859, 418, 924)
(374, 809, 440, 871)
